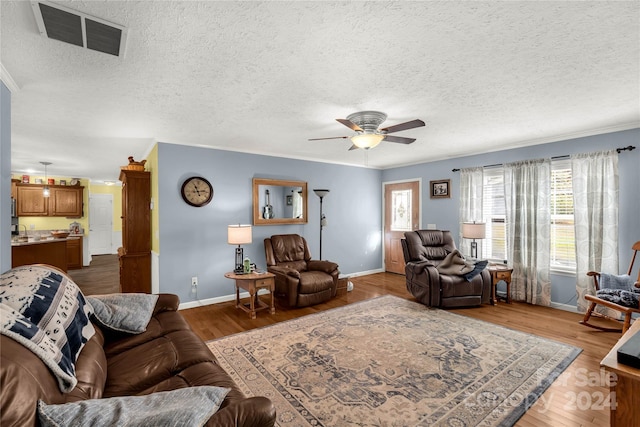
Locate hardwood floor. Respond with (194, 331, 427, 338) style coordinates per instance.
(182, 273, 622, 427)
(71, 257, 622, 426)
(68, 254, 120, 295)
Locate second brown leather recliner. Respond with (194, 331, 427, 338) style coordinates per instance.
(401, 230, 491, 308)
(264, 234, 339, 307)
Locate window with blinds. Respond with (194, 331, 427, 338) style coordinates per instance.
(550, 159, 575, 271)
(478, 160, 576, 272)
(481, 167, 506, 261)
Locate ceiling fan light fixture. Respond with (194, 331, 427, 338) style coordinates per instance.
(351, 133, 384, 149)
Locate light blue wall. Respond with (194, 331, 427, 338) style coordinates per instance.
(382, 128, 640, 307)
(157, 143, 382, 303)
(1, 82, 11, 273)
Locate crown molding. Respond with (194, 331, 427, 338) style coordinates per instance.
(0, 63, 20, 93)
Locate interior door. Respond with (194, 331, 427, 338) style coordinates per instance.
(384, 180, 420, 274)
(89, 194, 113, 255)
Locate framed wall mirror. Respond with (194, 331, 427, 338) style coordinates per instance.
(253, 178, 308, 225)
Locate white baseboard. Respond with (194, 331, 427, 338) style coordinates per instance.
(179, 290, 264, 310)
(341, 268, 385, 278)
(178, 268, 384, 310)
(550, 301, 578, 313)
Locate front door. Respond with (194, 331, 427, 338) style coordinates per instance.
(384, 180, 420, 274)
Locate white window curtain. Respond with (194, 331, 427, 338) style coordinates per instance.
(504, 159, 551, 306)
(459, 167, 484, 256)
(572, 150, 619, 314)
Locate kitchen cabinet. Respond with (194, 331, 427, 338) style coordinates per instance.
(66, 236, 83, 270)
(15, 184, 83, 217)
(118, 169, 151, 293)
(16, 185, 48, 216)
(11, 179, 19, 199)
(11, 240, 67, 272)
(50, 187, 83, 217)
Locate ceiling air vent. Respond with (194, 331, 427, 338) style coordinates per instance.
(31, 1, 127, 57)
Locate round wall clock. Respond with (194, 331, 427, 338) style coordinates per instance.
(181, 176, 214, 207)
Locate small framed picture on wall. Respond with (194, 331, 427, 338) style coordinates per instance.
(430, 179, 450, 199)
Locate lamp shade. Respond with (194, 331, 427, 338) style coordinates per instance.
(313, 189, 330, 198)
(462, 222, 486, 239)
(227, 224, 252, 245)
(351, 133, 384, 149)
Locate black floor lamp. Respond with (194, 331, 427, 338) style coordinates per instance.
(313, 189, 329, 260)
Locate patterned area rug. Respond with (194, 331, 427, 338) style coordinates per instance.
(207, 296, 581, 426)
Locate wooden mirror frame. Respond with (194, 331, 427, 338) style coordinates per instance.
(252, 178, 308, 225)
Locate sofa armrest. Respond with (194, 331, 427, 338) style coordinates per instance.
(307, 260, 339, 275)
(153, 294, 180, 315)
(268, 265, 300, 279)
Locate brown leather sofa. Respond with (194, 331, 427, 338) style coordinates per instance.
(401, 230, 491, 308)
(264, 234, 339, 307)
(1, 292, 276, 426)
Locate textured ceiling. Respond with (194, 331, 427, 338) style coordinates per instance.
(2, 1, 639, 182)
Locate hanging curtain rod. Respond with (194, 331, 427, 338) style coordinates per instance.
(451, 145, 635, 172)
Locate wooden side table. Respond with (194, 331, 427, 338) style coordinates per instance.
(488, 266, 513, 304)
(601, 320, 640, 426)
(224, 271, 276, 319)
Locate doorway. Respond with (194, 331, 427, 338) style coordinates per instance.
(383, 180, 421, 274)
(89, 194, 113, 255)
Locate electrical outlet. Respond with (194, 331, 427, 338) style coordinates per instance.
(30, 224, 35, 230)
(191, 276, 198, 289)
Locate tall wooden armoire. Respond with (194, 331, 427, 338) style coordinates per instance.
(118, 169, 151, 293)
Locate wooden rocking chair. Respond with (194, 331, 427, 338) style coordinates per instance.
(580, 241, 640, 334)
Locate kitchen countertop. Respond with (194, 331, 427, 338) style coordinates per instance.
(11, 235, 84, 247)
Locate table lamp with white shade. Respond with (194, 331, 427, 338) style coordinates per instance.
(227, 224, 252, 274)
(462, 222, 486, 260)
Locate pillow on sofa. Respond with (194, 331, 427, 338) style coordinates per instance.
(87, 293, 159, 334)
(38, 386, 230, 427)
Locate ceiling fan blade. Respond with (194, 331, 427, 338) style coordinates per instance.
(336, 118, 363, 132)
(383, 135, 416, 144)
(348, 144, 359, 151)
(380, 119, 425, 134)
(308, 136, 350, 141)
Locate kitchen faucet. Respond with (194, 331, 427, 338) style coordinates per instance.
(20, 224, 27, 236)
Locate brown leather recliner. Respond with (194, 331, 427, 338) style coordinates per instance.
(264, 234, 339, 307)
(401, 230, 491, 308)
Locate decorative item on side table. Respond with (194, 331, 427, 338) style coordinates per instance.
(430, 179, 450, 199)
(462, 221, 486, 259)
(313, 189, 329, 260)
(228, 224, 252, 274)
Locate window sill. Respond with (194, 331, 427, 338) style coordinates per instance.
(550, 267, 576, 277)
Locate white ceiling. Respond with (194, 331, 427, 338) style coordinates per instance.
(2, 1, 639, 182)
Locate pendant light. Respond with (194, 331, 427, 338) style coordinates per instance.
(41, 161, 51, 197)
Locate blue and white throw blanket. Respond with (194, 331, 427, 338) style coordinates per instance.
(0, 266, 95, 393)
